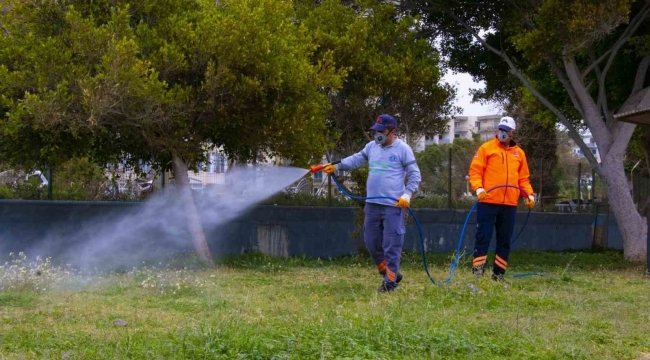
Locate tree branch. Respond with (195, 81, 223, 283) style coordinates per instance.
(563, 53, 612, 157)
(582, 49, 613, 79)
(582, 2, 650, 78)
(587, 49, 616, 128)
(633, 56, 650, 93)
(545, 51, 585, 119)
(601, 4, 650, 82)
(506, 0, 535, 30)
(444, 9, 602, 173)
(607, 121, 637, 160)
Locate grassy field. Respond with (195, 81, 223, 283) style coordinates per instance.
(1, 250, 649, 359)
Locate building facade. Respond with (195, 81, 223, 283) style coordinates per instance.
(572, 130, 601, 163)
(412, 114, 503, 151)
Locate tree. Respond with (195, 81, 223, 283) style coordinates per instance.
(402, 0, 650, 261)
(297, 0, 455, 156)
(415, 134, 482, 197)
(0, 0, 339, 264)
(0, 0, 99, 174)
(507, 101, 560, 203)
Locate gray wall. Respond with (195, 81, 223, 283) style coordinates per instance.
(0, 200, 622, 268)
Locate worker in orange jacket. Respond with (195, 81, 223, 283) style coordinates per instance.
(468, 116, 535, 281)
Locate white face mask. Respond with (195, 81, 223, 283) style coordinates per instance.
(374, 131, 388, 145)
(498, 130, 510, 142)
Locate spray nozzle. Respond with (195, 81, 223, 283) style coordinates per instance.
(309, 160, 341, 174)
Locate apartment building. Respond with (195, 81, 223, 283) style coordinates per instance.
(413, 114, 503, 151)
(572, 130, 601, 163)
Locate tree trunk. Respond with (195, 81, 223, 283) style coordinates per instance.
(562, 56, 648, 262)
(601, 153, 648, 261)
(171, 152, 214, 265)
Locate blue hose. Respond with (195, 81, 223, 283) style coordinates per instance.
(329, 175, 545, 285)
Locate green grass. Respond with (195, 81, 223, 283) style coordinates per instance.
(1, 250, 649, 359)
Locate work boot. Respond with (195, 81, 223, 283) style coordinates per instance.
(491, 273, 505, 282)
(380, 270, 403, 284)
(377, 281, 397, 293)
(472, 263, 485, 277)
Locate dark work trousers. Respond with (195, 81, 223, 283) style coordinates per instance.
(473, 202, 517, 275)
(363, 202, 406, 288)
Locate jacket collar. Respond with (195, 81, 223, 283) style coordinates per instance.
(492, 136, 518, 149)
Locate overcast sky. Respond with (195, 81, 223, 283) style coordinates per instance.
(442, 71, 503, 117)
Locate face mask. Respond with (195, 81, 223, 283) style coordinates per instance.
(498, 130, 510, 142)
(374, 131, 388, 145)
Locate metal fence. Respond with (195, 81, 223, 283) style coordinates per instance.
(1, 153, 649, 214)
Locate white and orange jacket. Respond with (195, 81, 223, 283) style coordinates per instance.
(468, 137, 534, 207)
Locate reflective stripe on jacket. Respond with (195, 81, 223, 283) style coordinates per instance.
(468, 137, 534, 206)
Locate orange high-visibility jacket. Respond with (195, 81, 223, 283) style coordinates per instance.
(468, 137, 534, 206)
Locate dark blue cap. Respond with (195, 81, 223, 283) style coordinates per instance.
(370, 114, 397, 131)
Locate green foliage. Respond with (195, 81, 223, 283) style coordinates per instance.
(0, 0, 339, 174)
(347, 165, 369, 197)
(410, 195, 475, 209)
(298, 0, 454, 155)
(626, 127, 649, 178)
(0, 186, 14, 199)
(415, 135, 482, 199)
(261, 192, 354, 207)
(11, 177, 45, 200)
(511, 0, 630, 56)
(408, 0, 643, 131)
(508, 101, 560, 198)
(51, 158, 108, 201)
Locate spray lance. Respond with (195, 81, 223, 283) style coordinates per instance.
(309, 160, 341, 174)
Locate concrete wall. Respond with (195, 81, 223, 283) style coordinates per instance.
(0, 200, 622, 268)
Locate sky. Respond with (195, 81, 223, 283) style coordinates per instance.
(442, 71, 503, 117)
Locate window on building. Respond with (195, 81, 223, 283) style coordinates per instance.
(454, 133, 461, 138)
(439, 135, 443, 140)
(454, 122, 461, 128)
(591, 149, 597, 155)
(314, 171, 323, 182)
(475, 122, 480, 130)
(208, 153, 226, 173)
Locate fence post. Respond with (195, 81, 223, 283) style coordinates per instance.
(328, 175, 332, 207)
(326, 152, 332, 207)
(577, 163, 581, 213)
(47, 166, 53, 200)
(448, 147, 452, 209)
(591, 168, 596, 212)
(539, 158, 543, 210)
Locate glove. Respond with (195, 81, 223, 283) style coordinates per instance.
(476, 188, 489, 201)
(323, 164, 337, 175)
(525, 195, 535, 209)
(395, 193, 411, 208)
